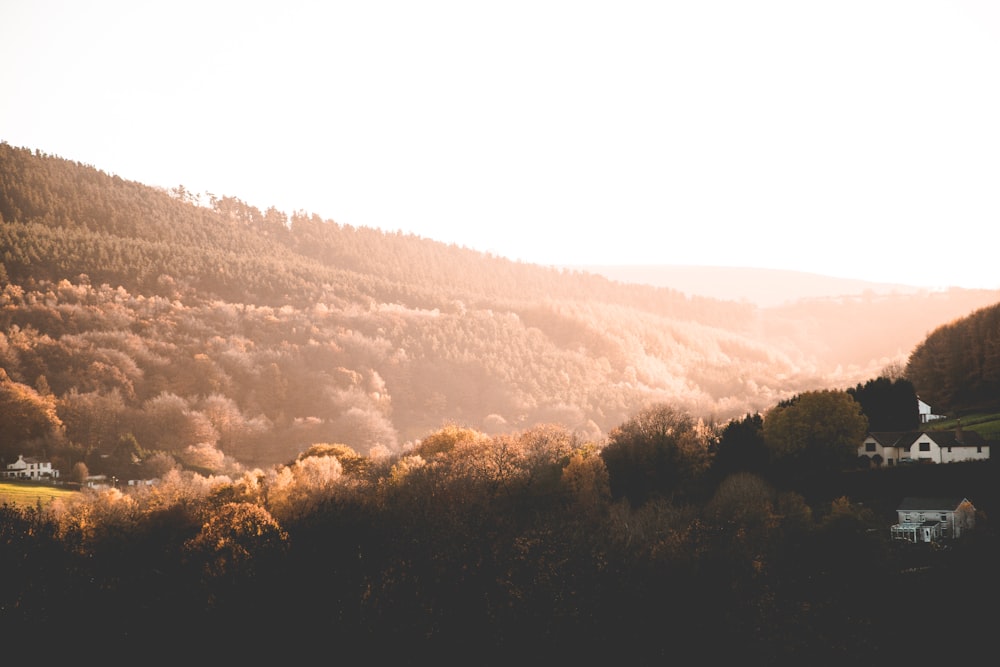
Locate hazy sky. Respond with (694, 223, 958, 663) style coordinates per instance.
(2, 0, 999, 289)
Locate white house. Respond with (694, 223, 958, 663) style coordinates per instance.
(859, 424, 990, 467)
(1, 454, 60, 480)
(890, 497, 976, 543)
(917, 398, 945, 424)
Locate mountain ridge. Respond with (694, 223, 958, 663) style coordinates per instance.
(570, 264, 931, 307)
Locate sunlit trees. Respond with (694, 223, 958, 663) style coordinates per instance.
(296, 442, 369, 478)
(58, 388, 126, 452)
(0, 368, 64, 459)
(133, 392, 217, 453)
(265, 454, 345, 521)
(184, 502, 288, 581)
(762, 390, 869, 478)
(561, 446, 611, 517)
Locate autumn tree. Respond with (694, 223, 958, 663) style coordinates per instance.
(0, 368, 64, 459)
(561, 445, 611, 518)
(601, 404, 713, 505)
(762, 390, 868, 479)
(184, 502, 288, 582)
(69, 460, 89, 484)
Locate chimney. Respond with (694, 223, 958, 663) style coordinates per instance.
(955, 419, 963, 443)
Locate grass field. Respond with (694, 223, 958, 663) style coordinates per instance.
(0, 480, 79, 508)
(928, 412, 1000, 441)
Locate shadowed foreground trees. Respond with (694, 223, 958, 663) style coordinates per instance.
(2, 412, 996, 664)
(601, 404, 713, 505)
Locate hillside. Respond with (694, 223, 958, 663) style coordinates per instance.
(1, 142, 998, 472)
(907, 301, 1000, 416)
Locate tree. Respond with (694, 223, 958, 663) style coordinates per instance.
(705, 472, 775, 525)
(184, 502, 288, 581)
(0, 368, 64, 459)
(847, 376, 919, 431)
(762, 390, 868, 478)
(710, 412, 768, 480)
(69, 460, 89, 484)
(561, 446, 611, 517)
(94, 432, 146, 481)
(601, 404, 713, 505)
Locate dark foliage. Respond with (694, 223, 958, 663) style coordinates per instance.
(906, 302, 1000, 416)
(1, 444, 996, 664)
(847, 375, 920, 431)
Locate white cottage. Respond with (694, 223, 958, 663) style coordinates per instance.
(890, 497, 976, 543)
(1, 454, 60, 480)
(859, 425, 990, 467)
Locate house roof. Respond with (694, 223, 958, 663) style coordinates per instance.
(867, 431, 912, 446)
(867, 430, 987, 448)
(897, 497, 973, 512)
(924, 430, 987, 447)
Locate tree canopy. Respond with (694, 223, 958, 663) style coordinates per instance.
(762, 390, 869, 478)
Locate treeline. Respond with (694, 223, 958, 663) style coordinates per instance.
(0, 143, 746, 323)
(2, 406, 996, 663)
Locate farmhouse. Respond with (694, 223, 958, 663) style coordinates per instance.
(890, 497, 976, 543)
(1, 454, 60, 480)
(859, 424, 990, 467)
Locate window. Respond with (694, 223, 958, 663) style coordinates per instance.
(866, 442, 876, 452)
(978, 446, 983, 453)
(919, 441, 930, 451)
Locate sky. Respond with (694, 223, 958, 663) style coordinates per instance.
(2, 0, 999, 290)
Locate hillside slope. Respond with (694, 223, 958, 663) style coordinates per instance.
(1, 142, 998, 471)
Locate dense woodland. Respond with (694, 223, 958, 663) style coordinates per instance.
(2, 143, 999, 661)
(2, 404, 997, 663)
(2, 142, 999, 477)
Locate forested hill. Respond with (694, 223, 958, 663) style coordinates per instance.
(907, 301, 1000, 416)
(1, 142, 998, 470)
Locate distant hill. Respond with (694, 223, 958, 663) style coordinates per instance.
(2, 141, 998, 472)
(572, 264, 929, 307)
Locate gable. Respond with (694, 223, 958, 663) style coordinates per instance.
(867, 431, 918, 447)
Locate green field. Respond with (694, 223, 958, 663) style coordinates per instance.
(0, 480, 79, 508)
(928, 412, 1000, 441)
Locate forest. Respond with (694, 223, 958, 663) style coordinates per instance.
(2, 141, 999, 478)
(2, 401, 997, 663)
(2, 142, 999, 662)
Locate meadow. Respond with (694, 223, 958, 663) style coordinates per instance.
(0, 480, 78, 507)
